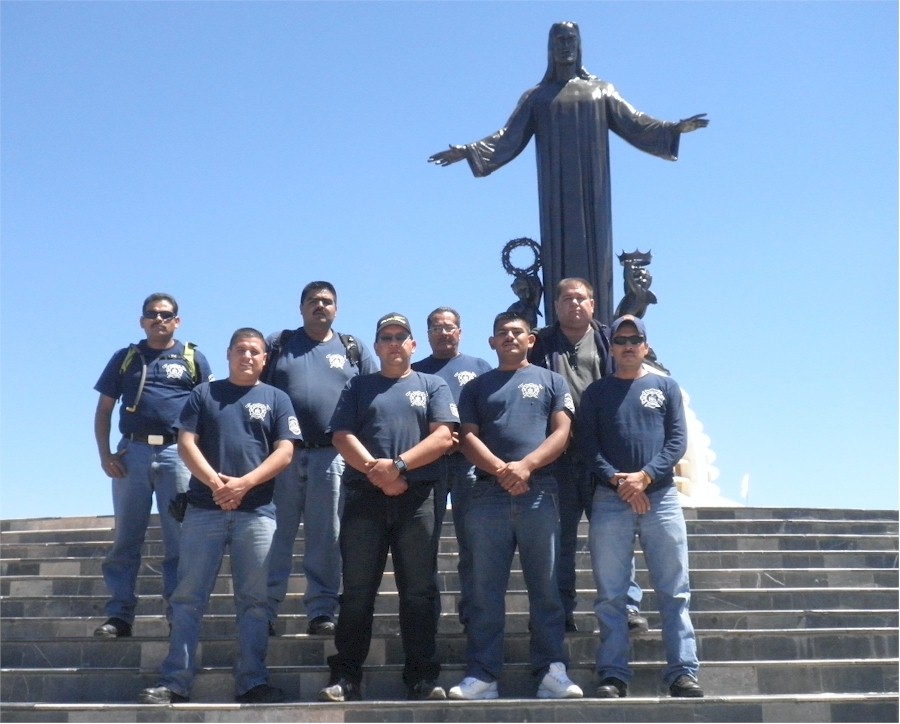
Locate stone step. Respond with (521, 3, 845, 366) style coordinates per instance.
(4, 548, 897, 578)
(4, 627, 896, 670)
(2, 694, 899, 724)
(5, 566, 895, 599)
(3, 607, 897, 640)
(0, 510, 898, 544)
(5, 607, 896, 641)
(3, 585, 896, 619)
(4, 516, 898, 544)
(2, 657, 897, 703)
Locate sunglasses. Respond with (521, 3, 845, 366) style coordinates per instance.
(428, 325, 459, 334)
(143, 311, 176, 321)
(612, 335, 645, 346)
(378, 333, 411, 344)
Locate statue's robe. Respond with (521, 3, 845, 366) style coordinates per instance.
(463, 77, 681, 326)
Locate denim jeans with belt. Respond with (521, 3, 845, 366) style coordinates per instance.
(465, 475, 566, 682)
(267, 446, 345, 622)
(329, 485, 440, 688)
(103, 438, 189, 624)
(589, 484, 699, 686)
(158, 505, 275, 698)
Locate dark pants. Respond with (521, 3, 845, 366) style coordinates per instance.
(329, 485, 440, 688)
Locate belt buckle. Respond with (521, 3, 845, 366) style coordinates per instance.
(147, 434, 165, 446)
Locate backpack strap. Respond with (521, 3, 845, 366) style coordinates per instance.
(262, 329, 293, 384)
(338, 333, 360, 368)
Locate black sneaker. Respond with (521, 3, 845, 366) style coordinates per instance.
(669, 675, 704, 698)
(94, 617, 132, 638)
(319, 678, 362, 702)
(268, 621, 277, 637)
(236, 683, 285, 703)
(627, 609, 649, 634)
(565, 613, 578, 632)
(138, 686, 189, 704)
(408, 680, 447, 700)
(595, 677, 627, 698)
(307, 615, 336, 635)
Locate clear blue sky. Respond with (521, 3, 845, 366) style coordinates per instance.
(2, 1, 897, 521)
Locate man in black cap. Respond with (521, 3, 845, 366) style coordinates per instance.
(318, 313, 459, 703)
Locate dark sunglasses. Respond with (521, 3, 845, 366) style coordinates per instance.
(143, 310, 177, 321)
(378, 333, 411, 344)
(612, 335, 645, 346)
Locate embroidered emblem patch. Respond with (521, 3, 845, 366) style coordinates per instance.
(288, 416, 302, 435)
(563, 393, 575, 414)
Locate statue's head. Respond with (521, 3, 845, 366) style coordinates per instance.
(544, 21, 589, 82)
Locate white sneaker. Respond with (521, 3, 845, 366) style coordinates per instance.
(537, 662, 583, 699)
(448, 676, 499, 700)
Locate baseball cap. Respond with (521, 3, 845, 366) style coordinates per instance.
(375, 313, 412, 336)
(609, 314, 647, 339)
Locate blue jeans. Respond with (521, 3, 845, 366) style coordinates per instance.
(557, 450, 643, 619)
(267, 447, 344, 621)
(329, 486, 439, 688)
(102, 439, 189, 624)
(589, 484, 699, 686)
(435, 453, 477, 626)
(159, 505, 275, 698)
(465, 476, 566, 681)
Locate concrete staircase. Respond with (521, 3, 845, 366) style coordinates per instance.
(1, 506, 897, 722)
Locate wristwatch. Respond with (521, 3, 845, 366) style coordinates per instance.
(393, 457, 408, 474)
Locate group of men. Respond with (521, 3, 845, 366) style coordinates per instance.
(93, 279, 701, 704)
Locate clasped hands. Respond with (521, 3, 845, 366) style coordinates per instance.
(612, 471, 651, 514)
(366, 459, 409, 497)
(211, 473, 251, 511)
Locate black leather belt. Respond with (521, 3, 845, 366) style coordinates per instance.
(128, 433, 177, 446)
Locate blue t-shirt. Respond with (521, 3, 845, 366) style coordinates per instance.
(329, 371, 459, 490)
(412, 353, 493, 404)
(458, 364, 574, 478)
(178, 380, 303, 514)
(94, 340, 213, 437)
(575, 372, 687, 491)
(265, 328, 377, 445)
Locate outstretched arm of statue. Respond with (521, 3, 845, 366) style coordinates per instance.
(427, 145, 469, 166)
(675, 113, 709, 133)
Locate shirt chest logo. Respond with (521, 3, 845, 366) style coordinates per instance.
(406, 390, 428, 408)
(640, 388, 665, 409)
(327, 354, 348, 370)
(519, 382, 544, 399)
(246, 403, 271, 421)
(162, 363, 186, 380)
(455, 371, 477, 386)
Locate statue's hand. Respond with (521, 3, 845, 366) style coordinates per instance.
(427, 145, 468, 166)
(676, 113, 709, 133)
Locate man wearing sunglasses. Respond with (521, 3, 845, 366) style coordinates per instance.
(576, 315, 702, 699)
(92, 293, 213, 638)
(319, 313, 458, 703)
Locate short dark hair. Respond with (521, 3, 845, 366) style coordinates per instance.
(300, 281, 337, 305)
(142, 293, 178, 316)
(492, 311, 533, 334)
(229, 327, 267, 350)
(426, 306, 461, 329)
(555, 278, 594, 300)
